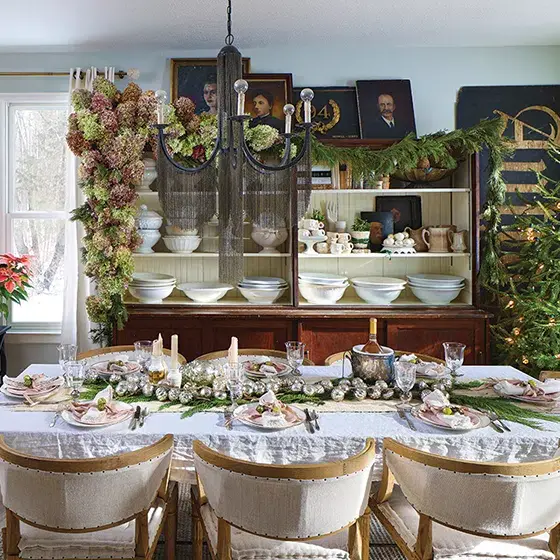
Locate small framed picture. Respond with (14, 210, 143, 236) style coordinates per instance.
(356, 80, 417, 139)
(293, 86, 360, 138)
(360, 211, 394, 251)
(171, 58, 251, 106)
(243, 73, 293, 132)
(375, 196, 422, 233)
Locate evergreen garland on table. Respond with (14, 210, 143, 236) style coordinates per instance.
(489, 146, 560, 376)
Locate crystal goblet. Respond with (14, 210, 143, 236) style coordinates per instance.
(285, 341, 305, 376)
(443, 342, 466, 377)
(394, 360, 417, 408)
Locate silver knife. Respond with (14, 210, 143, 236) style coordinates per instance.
(304, 408, 315, 434)
(49, 411, 61, 428)
(130, 406, 141, 430)
(398, 408, 416, 431)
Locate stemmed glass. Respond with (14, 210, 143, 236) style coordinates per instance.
(65, 361, 85, 400)
(134, 340, 153, 371)
(285, 341, 305, 376)
(57, 343, 77, 388)
(224, 363, 243, 409)
(443, 342, 466, 377)
(394, 361, 417, 408)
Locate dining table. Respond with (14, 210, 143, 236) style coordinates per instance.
(1, 363, 559, 483)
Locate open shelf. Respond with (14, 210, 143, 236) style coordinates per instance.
(125, 296, 293, 307)
(298, 295, 472, 308)
(299, 252, 471, 259)
(310, 188, 470, 194)
(133, 252, 290, 258)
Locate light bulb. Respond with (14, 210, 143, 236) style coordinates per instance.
(155, 90, 168, 103)
(300, 88, 314, 102)
(234, 79, 249, 94)
(283, 103, 295, 116)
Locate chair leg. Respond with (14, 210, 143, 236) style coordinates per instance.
(359, 509, 371, 560)
(191, 488, 204, 560)
(164, 482, 178, 560)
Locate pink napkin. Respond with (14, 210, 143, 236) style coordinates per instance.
(70, 386, 132, 425)
(240, 391, 298, 427)
(421, 389, 476, 429)
(492, 379, 560, 401)
(3, 373, 63, 398)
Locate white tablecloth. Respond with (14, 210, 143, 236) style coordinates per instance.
(1, 364, 559, 481)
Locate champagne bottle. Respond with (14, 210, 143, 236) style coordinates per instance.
(362, 318, 383, 354)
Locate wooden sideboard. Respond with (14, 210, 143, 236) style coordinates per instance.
(115, 306, 490, 365)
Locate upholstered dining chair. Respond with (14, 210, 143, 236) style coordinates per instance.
(77, 344, 187, 365)
(324, 351, 445, 365)
(371, 438, 560, 560)
(192, 438, 376, 560)
(195, 348, 315, 365)
(0, 434, 178, 560)
(540, 370, 560, 381)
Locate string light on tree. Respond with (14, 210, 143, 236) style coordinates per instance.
(513, 328, 521, 336)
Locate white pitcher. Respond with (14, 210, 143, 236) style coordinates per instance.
(448, 230, 468, 253)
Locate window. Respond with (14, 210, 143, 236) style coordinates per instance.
(0, 94, 68, 332)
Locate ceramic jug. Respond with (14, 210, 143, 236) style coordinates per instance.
(448, 229, 468, 253)
(422, 227, 450, 253)
(404, 226, 428, 252)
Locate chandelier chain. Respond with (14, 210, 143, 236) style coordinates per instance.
(225, 0, 234, 45)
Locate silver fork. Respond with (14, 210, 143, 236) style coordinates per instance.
(398, 408, 416, 431)
(224, 407, 233, 430)
(487, 411, 511, 432)
(49, 403, 68, 428)
(311, 410, 320, 431)
(139, 407, 149, 428)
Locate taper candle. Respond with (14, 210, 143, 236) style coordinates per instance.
(228, 336, 239, 366)
(170, 334, 178, 369)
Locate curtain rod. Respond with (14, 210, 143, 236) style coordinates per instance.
(0, 70, 128, 79)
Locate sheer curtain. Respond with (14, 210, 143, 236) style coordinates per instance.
(61, 67, 116, 351)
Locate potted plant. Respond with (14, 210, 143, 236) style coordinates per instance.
(351, 217, 370, 249)
(0, 254, 31, 380)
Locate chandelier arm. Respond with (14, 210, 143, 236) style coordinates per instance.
(238, 123, 313, 172)
(155, 124, 222, 173)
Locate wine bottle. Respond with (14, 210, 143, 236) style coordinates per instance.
(362, 318, 383, 354)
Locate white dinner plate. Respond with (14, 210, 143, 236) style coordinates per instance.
(411, 405, 490, 431)
(61, 407, 134, 429)
(233, 403, 306, 430)
(241, 277, 287, 286)
(242, 359, 292, 378)
(492, 386, 560, 405)
(90, 360, 142, 378)
(1, 377, 65, 400)
(351, 276, 406, 287)
(407, 274, 464, 286)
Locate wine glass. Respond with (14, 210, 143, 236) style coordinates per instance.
(65, 361, 84, 400)
(57, 344, 77, 387)
(134, 340, 153, 371)
(285, 341, 305, 376)
(394, 361, 417, 408)
(443, 342, 466, 377)
(224, 363, 243, 408)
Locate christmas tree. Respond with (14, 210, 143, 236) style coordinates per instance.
(493, 146, 560, 376)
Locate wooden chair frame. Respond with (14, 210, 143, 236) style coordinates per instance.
(324, 351, 445, 366)
(0, 435, 178, 560)
(191, 438, 375, 560)
(195, 348, 315, 365)
(540, 370, 560, 381)
(77, 345, 187, 365)
(370, 438, 560, 560)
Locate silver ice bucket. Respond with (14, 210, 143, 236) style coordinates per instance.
(344, 344, 395, 384)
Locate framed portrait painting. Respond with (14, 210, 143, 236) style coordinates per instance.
(360, 212, 394, 252)
(293, 86, 360, 138)
(356, 80, 417, 140)
(170, 58, 251, 109)
(243, 73, 293, 132)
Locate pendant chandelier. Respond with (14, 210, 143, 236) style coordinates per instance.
(154, 0, 314, 284)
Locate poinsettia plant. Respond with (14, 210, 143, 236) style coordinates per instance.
(0, 253, 32, 320)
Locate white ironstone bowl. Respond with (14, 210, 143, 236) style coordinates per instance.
(353, 283, 405, 304)
(163, 235, 201, 254)
(409, 285, 463, 305)
(129, 283, 175, 304)
(178, 283, 233, 303)
(238, 285, 287, 305)
(298, 281, 349, 305)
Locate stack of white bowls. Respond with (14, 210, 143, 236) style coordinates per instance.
(163, 222, 201, 254)
(298, 272, 349, 304)
(134, 205, 163, 254)
(129, 272, 176, 304)
(351, 276, 407, 304)
(238, 277, 288, 304)
(407, 274, 465, 304)
(178, 282, 233, 303)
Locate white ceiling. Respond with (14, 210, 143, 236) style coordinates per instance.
(1, 0, 560, 50)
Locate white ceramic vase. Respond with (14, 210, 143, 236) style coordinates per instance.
(137, 157, 157, 192)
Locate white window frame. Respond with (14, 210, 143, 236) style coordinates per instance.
(0, 92, 68, 334)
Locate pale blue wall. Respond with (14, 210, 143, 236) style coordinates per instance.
(1, 45, 559, 133)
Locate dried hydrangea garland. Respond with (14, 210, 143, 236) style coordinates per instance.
(67, 78, 158, 345)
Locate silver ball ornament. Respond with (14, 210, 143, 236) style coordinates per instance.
(442, 378, 453, 390)
(253, 382, 266, 396)
(367, 386, 382, 400)
(338, 379, 352, 392)
(199, 386, 213, 398)
(375, 380, 389, 391)
(168, 388, 181, 402)
(420, 389, 432, 401)
(242, 382, 255, 396)
(142, 383, 154, 397)
(115, 381, 128, 397)
(127, 373, 140, 386)
(331, 388, 345, 402)
(214, 390, 228, 400)
(212, 378, 227, 392)
(126, 382, 139, 395)
(303, 384, 316, 396)
(84, 370, 98, 384)
(314, 384, 325, 395)
(353, 388, 367, 400)
(320, 379, 334, 391)
(351, 377, 366, 388)
(417, 380, 429, 391)
(109, 373, 122, 385)
(179, 391, 194, 405)
(433, 382, 446, 393)
(155, 387, 168, 402)
(382, 389, 395, 400)
(290, 381, 304, 393)
(265, 381, 276, 392)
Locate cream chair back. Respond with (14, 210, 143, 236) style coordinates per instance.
(0, 435, 173, 531)
(193, 438, 375, 539)
(384, 438, 560, 538)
